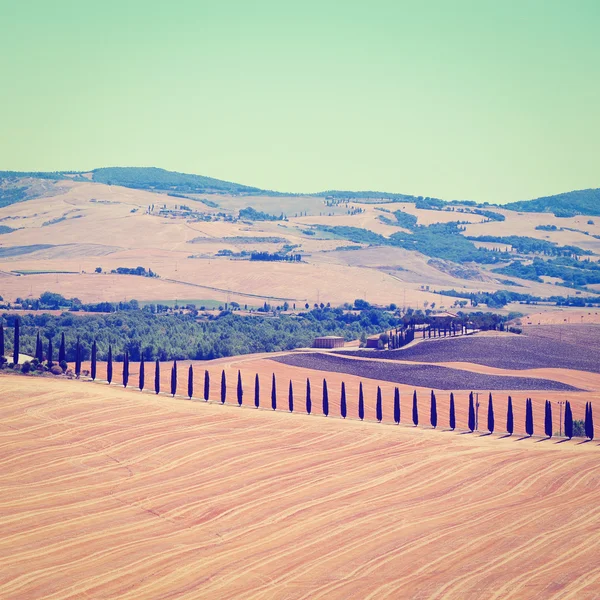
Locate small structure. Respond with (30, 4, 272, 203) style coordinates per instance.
(430, 311, 459, 320)
(366, 334, 382, 349)
(313, 336, 345, 349)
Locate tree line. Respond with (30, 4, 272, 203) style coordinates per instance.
(2, 320, 594, 440)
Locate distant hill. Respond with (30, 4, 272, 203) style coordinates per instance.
(1, 167, 599, 214)
(0, 167, 283, 200)
(90, 167, 269, 195)
(504, 188, 600, 217)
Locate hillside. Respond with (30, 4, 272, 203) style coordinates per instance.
(505, 188, 600, 217)
(1, 375, 599, 599)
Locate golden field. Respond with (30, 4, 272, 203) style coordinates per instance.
(1, 374, 599, 599)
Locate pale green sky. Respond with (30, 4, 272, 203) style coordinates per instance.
(0, 0, 598, 202)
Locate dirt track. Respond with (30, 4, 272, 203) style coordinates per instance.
(1, 375, 599, 599)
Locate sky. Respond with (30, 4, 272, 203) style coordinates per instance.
(0, 0, 598, 203)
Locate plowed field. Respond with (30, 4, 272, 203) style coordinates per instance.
(1, 376, 599, 599)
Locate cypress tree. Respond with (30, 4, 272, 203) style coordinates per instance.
(237, 370, 243, 406)
(139, 356, 145, 391)
(91, 340, 97, 381)
(449, 392, 456, 430)
(271, 373, 276, 410)
(0, 321, 4, 358)
(544, 400, 553, 438)
(47, 338, 53, 369)
(340, 382, 347, 419)
(393, 387, 400, 424)
(204, 369, 210, 401)
(525, 398, 534, 437)
(187, 364, 193, 399)
(468, 392, 475, 432)
(154, 358, 160, 394)
(430, 390, 437, 428)
(171, 360, 178, 396)
(59, 332, 66, 364)
(487, 393, 494, 434)
(13, 318, 20, 364)
(221, 369, 226, 404)
(107, 345, 113, 384)
(588, 403, 594, 441)
(306, 377, 312, 414)
(75, 338, 82, 377)
(507, 396, 514, 435)
(376, 386, 383, 422)
(123, 350, 129, 387)
(565, 400, 573, 439)
(35, 332, 43, 362)
(288, 380, 294, 412)
(254, 373, 260, 408)
(412, 390, 418, 426)
(322, 379, 329, 416)
(358, 381, 364, 420)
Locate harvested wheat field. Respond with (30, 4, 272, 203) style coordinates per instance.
(1, 375, 600, 599)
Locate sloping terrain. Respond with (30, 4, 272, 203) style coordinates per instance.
(272, 352, 580, 390)
(1, 169, 599, 308)
(1, 376, 599, 599)
(336, 332, 600, 373)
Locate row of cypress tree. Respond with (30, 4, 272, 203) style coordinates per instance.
(4, 324, 594, 441)
(98, 349, 595, 441)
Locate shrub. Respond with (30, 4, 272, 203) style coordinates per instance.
(21, 361, 32, 373)
(573, 419, 585, 437)
(59, 360, 68, 371)
(50, 365, 63, 375)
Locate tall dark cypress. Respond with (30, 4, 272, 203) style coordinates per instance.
(75, 338, 82, 377)
(154, 358, 160, 394)
(449, 392, 456, 430)
(171, 360, 177, 396)
(91, 340, 97, 381)
(288, 380, 294, 413)
(123, 351, 129, 388)
(588, 403, 594, 441)
(412, 390, 419, 426)
(544, 400, 553, 438)
(35, 332, 43, 362)
(0, 321, 4, 358)
(254, 373, 260, 408)
(13, 318, 20, 365)
(204, 369, 210, 401)
(107, 345, 113, 384)
(47, 338, 53, 368)
(306, 377, 312, 414)
(221, 370, 227, 404)
(487, 393, 494, 434)
(358, 382, 364, 420)
(187, 365, 193, 399)
(430, 390, 437, 428)
(468, 392, 475, 432)
(376, 386, 382, 422)
(506, 396, 514, 435)
(271, 373, 276, 410)
(393, 387, 400, 425)
(565, 400, 573, 439)
(237, 370, 243, 406)
(340, 382, 347, 418)
(525, 398, 534, 437)
(59, 332, 66, 364)
(139, 356, 145, 391)
(322, 379, 329, 417)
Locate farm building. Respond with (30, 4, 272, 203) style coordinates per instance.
(366, 334, 383, 349)
(313, 336, 345, 349)
(430, 311, 459, 321)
